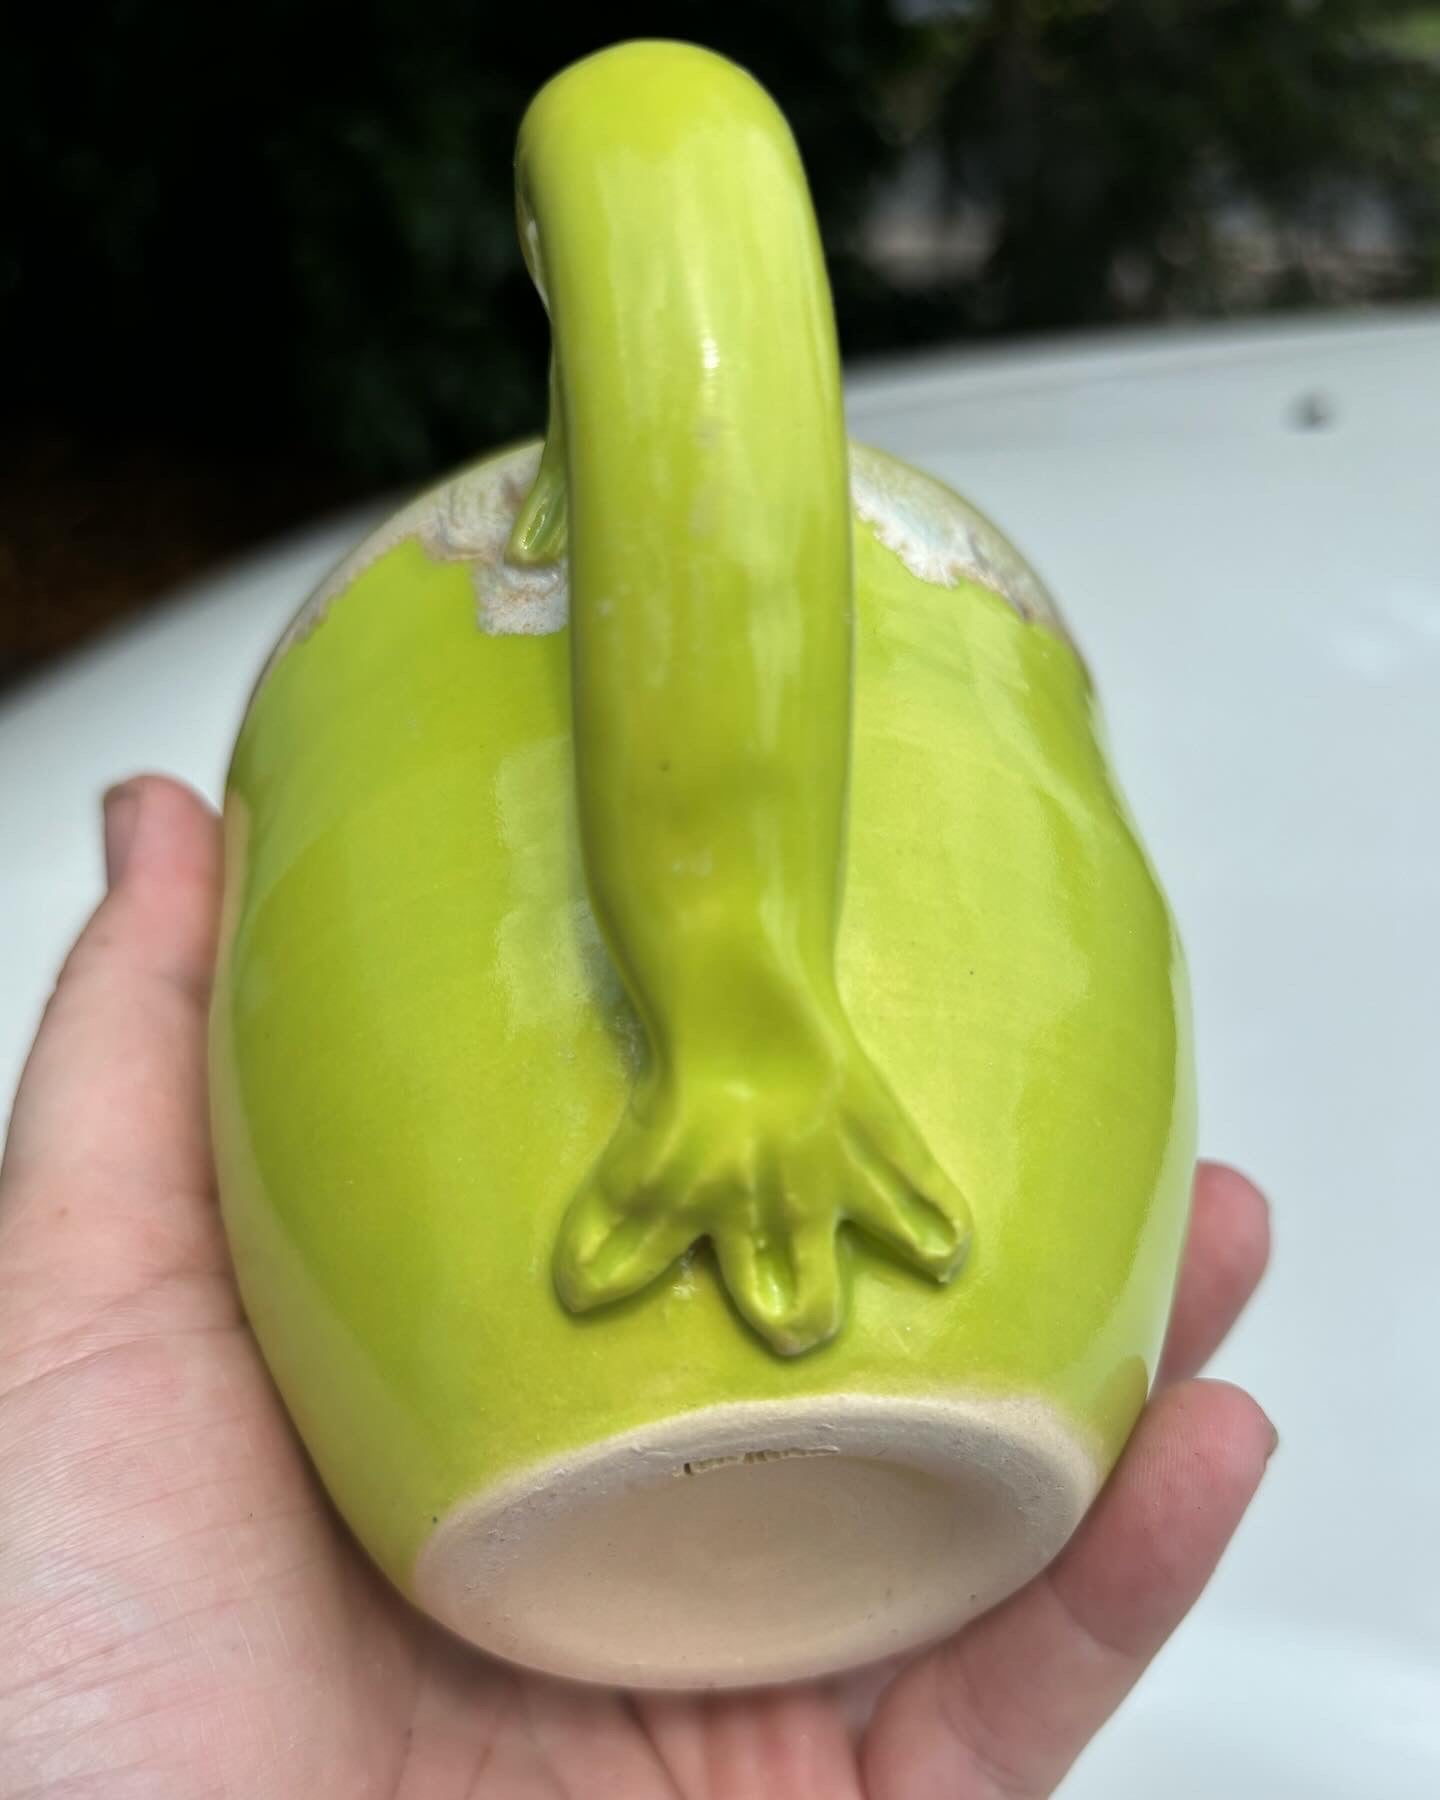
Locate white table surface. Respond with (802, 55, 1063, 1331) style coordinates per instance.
(4, 311, 1438, 1793)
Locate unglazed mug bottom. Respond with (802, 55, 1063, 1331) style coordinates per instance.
(416, 1394, 1097, 1687)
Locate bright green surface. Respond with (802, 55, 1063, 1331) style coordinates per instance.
(210, 41, 1193, 1595)
(211, 457, 1193, 1589)
(507, 43, 967, 1353)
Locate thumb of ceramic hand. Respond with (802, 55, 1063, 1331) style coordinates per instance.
(0, 776, 229, 1378)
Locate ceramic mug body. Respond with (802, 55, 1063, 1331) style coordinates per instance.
(211, 41, 1194, 1689)
(211, 441, 1193, 1687)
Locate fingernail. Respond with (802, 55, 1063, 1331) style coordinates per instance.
(1264, 1414, 1280, 1460)
(103, 781, 143, 889)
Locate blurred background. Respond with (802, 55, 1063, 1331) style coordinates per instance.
(5, 0, 1440, 687)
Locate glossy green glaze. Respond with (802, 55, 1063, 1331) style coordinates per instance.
(509, 45, 968, 1354)
(210, 41, 1194, 1613)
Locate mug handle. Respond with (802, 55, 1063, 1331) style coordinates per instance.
(508, 41, 969, 1355)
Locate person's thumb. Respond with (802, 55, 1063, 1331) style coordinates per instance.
(0, 776, 227, 1366)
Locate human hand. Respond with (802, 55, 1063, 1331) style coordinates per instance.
(0, 776, 1273, 1799)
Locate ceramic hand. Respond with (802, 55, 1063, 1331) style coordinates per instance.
(0, 777, 1274, 1800)
(555, 1001, 969, 1355)
(519, 51, 972, 1358)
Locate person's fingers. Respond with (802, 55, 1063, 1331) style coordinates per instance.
(833, 1157, 1270, 1750)
(0, 777, 226, 1343)
(1159, 1163, 1271, 1387)
(862, 1379, 1275, 1800)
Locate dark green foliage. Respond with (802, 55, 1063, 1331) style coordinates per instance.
(6, 0, 1440, 482)
(923, 0, 1440, 330)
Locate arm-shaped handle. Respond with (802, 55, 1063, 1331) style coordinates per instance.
(513, 42, 969, 1354)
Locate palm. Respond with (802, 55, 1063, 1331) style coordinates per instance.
(0, 1274, 860, 1798)
(0, 781, 1273, 1800)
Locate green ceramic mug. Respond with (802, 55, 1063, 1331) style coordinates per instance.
(211, 40, 1194, 1689)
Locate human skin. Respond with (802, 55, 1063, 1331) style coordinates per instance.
(0, 775, 1273, 1799)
